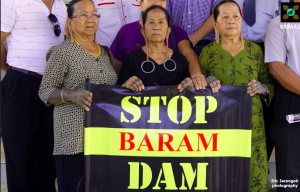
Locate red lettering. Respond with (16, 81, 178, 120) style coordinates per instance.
(197, 133, 219, 151)
(119, 132, 135, 150)
(137, 133, 154, 151)
(158, 133, 174, 151)
(176, 134, 193, 151)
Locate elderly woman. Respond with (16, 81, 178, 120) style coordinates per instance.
(199, 0, 274, 191)
(118, 5, 192, 91)
(38, 0, 117, 191)
(111, 0, 207, 91)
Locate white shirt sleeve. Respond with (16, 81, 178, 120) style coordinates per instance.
(1, 0, 17, 33)
(264, 16, 287, 64)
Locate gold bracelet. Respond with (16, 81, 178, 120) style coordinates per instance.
(61, 89, 65, 104)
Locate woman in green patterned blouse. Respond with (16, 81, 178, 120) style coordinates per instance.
(199, 1, 274, 191)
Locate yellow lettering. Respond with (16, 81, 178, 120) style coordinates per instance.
(153, 163, 177, 190)
(120, 96, 141, 123)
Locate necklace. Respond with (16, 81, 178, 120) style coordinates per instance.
(231, 41, 243, 57)
(220, 39, 244, 57)
(73, 38, 101, 57)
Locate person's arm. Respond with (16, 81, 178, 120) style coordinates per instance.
(199, 48, 221, 93)
(110, 32, 124, 72)
(1, 0, 17, 71)
(177, 40, 207, 89)
(1, 32, 9, 71)
(269, 61, 300, 96)
(39, 46, 67, 106)
(104, 47, 122, 72)
(246, 48, 274, 104)
(39, 46, 93, 111)
(188, 11, 214, 47)
(264, 16, 299, 95)
(113, 57, 122, 72)
(47, 89, 93, 111)
(110, 24, 127, 71)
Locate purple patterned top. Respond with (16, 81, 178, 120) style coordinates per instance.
(167, 0, 221, 40)
(110, 21, 189, 62)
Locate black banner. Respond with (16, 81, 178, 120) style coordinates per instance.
(84, 84, 252, 192)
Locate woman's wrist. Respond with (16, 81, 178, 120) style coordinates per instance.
(61, 90, 72, 103)
(261, 84, 269, 96)
(61, 90, 65, 103)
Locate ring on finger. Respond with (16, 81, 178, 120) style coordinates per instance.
(181, 81, 185, 86)
(184, 79, 190, 85)
(132, 78, 140, 84)
(131, 82, 139, 89)
(129, 84, 133, 88)
(135, 83, 141, 88)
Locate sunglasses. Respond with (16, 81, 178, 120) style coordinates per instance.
(48, 13, 61, 37)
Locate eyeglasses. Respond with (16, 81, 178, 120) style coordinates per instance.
(70, 13, 100, 21)
(141, 59, 177, 73)
(48, 14, 61, 37)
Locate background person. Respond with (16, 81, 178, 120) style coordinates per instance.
(199, 1, 274, 191)
(39, 0, 117, 191)
(167, 0, 221, 56)
(265, 5, 300, 191)
(93, 0, 141, 47)
(1, 0, 66, 191)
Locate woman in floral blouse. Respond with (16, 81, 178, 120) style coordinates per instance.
(39, 0, 117, 191)
(199, 1, 274, 191)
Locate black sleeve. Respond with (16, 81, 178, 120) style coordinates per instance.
(117, 54, 134, 85)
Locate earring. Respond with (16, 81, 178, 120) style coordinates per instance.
(240, 32, 244, 43)
(145, 39, 150, 62)
(69, 27, 74, 42)
(215, 30, 220, 44)
(64, 25, 69, 39)
(141, 29, 149, 61)
(165, 34, 170, 60)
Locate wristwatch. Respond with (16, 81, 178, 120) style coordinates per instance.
(262, 84, 269, 96)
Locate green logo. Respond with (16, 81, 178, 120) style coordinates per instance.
(287, 8, 296, 16)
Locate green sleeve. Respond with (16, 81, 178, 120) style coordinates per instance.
(199, 48, 208, 77)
